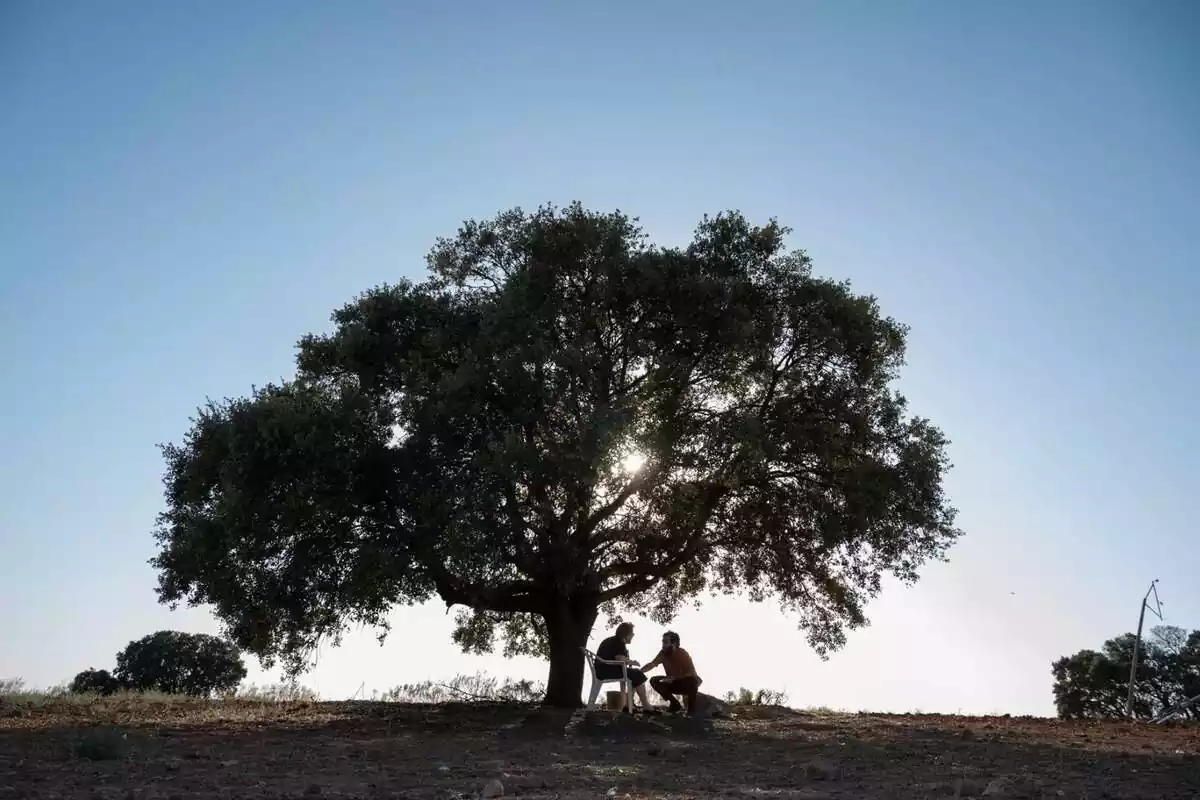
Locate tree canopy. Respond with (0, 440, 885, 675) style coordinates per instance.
(152, 204, 961, 706)
(1051, 625, 1200, 720)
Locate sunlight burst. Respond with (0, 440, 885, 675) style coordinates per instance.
(621, 452, 646, 474)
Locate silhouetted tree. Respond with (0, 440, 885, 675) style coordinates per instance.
(1052, 625, 1200, 720)
(68, 668, 123, 696)
(114, 631, 246, 696)
(152, 203, 961, 707)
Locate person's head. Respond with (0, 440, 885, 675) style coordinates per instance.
(616, 622, 635, 644)
(661, 631, 680, 652)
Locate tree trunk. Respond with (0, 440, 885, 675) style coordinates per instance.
(541, 599, 599, 708)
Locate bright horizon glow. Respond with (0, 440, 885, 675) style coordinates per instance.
(1, 1, 1196, 716)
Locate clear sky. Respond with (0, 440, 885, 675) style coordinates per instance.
(2, 1, 1196, 716)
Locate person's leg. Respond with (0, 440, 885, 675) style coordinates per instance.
(594, 666, 622, 709)
(650, 675, 684, 711)
(625, 669, 650, 712)
(680, 677, 701, 715)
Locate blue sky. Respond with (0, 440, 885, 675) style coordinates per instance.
(2, 1, 1196, 715)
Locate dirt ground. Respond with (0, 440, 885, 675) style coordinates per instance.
(1, 697, 1198, 799)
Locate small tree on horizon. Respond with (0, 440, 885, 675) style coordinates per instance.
(151, 203, 961, 707)
(115, 630, 247, 697)
(68, 668, 123, 696)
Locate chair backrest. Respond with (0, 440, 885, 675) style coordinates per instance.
(580, 647, 598, 677)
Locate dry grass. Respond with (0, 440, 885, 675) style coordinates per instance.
(1, 691, 1198, 799)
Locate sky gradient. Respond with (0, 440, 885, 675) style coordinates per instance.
(2, 1, 1197, 715)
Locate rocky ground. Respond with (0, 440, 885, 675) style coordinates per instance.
(1, 695, 1197, 799)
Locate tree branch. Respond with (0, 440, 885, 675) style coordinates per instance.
(502, 483, 541, 574)
(595, 482, 729, 603)
(520, 416, 558, 542)
(428, 564, 544, 614)
(577, 467, 659, 541)
(759, 337, 800, 418)
(578, 339, 721, 543)
(596, 530, 711, 603)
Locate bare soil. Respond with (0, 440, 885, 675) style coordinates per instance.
(1, 696, 1197, 799)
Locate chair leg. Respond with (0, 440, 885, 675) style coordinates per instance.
(586, 679, 602, 708)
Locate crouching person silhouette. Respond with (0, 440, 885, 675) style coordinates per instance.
(643, 631, 702, 715)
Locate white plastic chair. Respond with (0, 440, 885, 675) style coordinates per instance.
(581, 647, 634, 713)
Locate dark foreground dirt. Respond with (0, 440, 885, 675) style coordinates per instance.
(1, 697, 1198, 799)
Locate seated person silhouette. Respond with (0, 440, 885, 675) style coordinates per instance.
(594, 622, 655, 713)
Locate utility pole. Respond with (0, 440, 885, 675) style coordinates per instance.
(1126, 579, 1163, 719)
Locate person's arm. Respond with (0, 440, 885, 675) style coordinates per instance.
(598, 641, 632, 664)
(675, 649, 698, 678)
(641, 649, 665, 672)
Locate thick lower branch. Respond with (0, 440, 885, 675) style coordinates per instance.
(598, 574, 657, 603)
(428, 564, 544, 614)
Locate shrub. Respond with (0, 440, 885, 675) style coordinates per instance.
(234, 683, 320, 702)
(722, 687, 789, 707)
(73, 727, 129, 760)
(115, 631, 247, 697)
(381, 672, 545, 703)
(69, 668, 123, 696)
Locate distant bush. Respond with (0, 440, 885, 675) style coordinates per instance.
(722, 687, 789, 707)
(381, 672, 544, 704)
(69, 668, 123, 696)
(115, 631, 247, 697)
